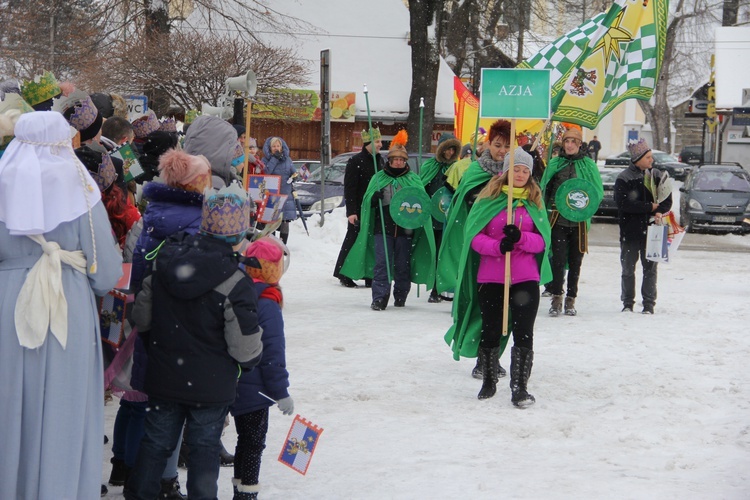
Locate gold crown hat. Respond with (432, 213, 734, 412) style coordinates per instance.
(74, 146, 117, 193)
(159, 117, 178, 133)
(52, 90, 100, 131)
(0, 94, 34, 147)
(21, 71, 62, 109)
(361, 127, 382, 143)
(200, 182, 252, 245)
(184, 109, 200, 125)
(131, 109, 161, 139)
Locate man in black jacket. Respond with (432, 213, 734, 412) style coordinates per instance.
(614, 138, 672, 314)
(125, 184, 263, 500)
(333, 127, 383, 287)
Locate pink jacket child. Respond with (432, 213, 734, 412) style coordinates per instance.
(471, 205, 546, 284)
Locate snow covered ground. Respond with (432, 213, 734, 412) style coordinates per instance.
(103, 208, 750, 499)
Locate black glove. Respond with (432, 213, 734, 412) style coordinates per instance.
(372, 189, 385, 201)
(503, 224, 521, 243)
(499, 237, 515, 255)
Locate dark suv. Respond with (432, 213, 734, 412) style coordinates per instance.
(679, 163, 750, 233)
(678, 145, 713, 166)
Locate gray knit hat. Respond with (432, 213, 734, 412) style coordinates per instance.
(502, 147, 534, 173)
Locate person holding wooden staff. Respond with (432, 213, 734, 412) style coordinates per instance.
(444, 147, 551, 406)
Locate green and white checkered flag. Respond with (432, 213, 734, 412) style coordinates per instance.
(519, 0, 668, 128)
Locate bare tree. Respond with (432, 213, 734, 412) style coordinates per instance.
(77, 30, 310, 114)
(0, 0, 106, 80)
(638, 0, 714, 153)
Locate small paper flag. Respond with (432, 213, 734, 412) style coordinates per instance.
(99, 290, 128, 347)
(278, 415, 323, 475)
(257, 193, 288, 224)
(247, 174, 281, 203)
(110, 143, 145, 183)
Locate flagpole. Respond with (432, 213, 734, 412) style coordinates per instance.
(364, 84, 392, 283)
(471, 108, 481, 161)
(418, 97, 424, 167)
(502, 119, 517, 337)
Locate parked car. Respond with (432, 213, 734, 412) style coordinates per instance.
(594, 167, 625, 218)
(679, 163, 750, 233)
(291, 159, 320, 181)
(604, 149, 692, 181)
(295, 151, 435, 216)
(677, 145, 713, 166)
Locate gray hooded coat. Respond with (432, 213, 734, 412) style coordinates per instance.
(184, 115, 239, 188)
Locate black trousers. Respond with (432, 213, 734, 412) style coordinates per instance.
(333, 222, 360, 279)
(549, 224, 585, 298)
(232, 408, 269, 489)
(620, 238, 658, 308)
(477, 281, 539, 351)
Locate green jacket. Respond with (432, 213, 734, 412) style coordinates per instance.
(340, 169, 436, 287)
(435, 162, 492, 293)
(444, 193, 552, 361)
(539, 154, 603, 230)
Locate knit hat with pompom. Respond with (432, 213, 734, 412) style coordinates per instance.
(158, 149, 212, 193)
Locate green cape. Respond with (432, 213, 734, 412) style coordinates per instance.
(443, 193, 552, 361)
(435, 162, 492, 293)
(419, 157, 449, 187)
(539, 155, 603, 231)
(340, 169, 436, 287)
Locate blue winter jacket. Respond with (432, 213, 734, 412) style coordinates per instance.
(231, 281, 290, 416)
(130, 182, 203, 393)
(131, 182, 203, 293)
(262, 137, 297, 220)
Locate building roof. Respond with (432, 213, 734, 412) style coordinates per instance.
(256, 0, 456, 123)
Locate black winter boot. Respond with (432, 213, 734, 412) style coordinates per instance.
(108, 457, 130, 486)
(220, 442, 235, 466)
(159, 476, 186, 499)
(477, 347, 500, 400)
(472, 349, 507, 379)
(510, 346, 535, 408)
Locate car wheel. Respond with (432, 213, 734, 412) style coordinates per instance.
(681, 212, 694, 233)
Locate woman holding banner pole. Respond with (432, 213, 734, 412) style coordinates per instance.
(444, 147, 551, 406)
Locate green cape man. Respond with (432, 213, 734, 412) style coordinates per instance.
(340, 169, 436, 287)
(539, 154, 603, 231)
(444, 191, 552, 361)
(435, 161, 492, 293)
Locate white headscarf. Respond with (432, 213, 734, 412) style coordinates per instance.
(0, 111, 102, 349)
(0, 111, 100, 235)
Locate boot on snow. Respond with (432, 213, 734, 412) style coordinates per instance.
(472, 349, 506, 379)
(564, 296, 577, 316)
(549, 294, 563, 317)
(477, 347, 500, 400)
(510, 346, 535, 408)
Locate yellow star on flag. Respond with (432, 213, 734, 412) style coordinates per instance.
(593, 9, 634, 63)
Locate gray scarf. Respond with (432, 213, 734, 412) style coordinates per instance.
(477, 149, 504, 176)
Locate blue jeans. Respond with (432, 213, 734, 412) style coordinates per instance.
(124, 399, 228, 500)
(112, 399, 183, 477)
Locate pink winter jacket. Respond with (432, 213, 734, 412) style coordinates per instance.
(471, 205, 545, 285)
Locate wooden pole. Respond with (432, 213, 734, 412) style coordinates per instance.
(502, 119, 516, 337)
(242, 99, 253, 191)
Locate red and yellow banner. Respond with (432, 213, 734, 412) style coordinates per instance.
(453, 77, 544, 146)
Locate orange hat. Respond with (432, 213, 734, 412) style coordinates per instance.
(562, 127, 582, 143)
(243, 237, 288, 284)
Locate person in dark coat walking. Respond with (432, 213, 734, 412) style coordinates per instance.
(333, 128, 383, 288)
(614, 138, 672, 314)
(125, 184, 263, 500)
(231, 237, 294, 500)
